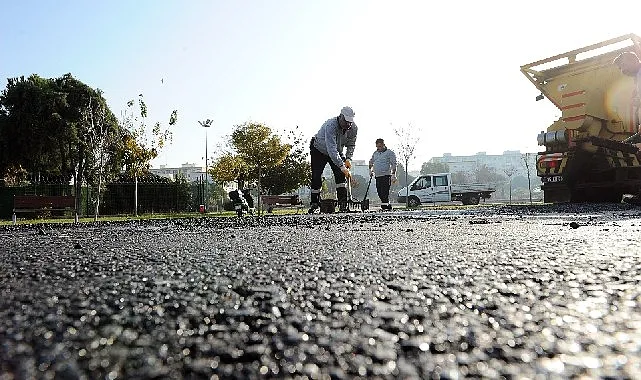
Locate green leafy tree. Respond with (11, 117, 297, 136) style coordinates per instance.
(210, 153, 247, 184)
(0, 75, 65, 177)
(209, 181, 229, 211)
(210, 122, 289, 215)
(173, 174, 194, 212)
(261, 126, 311, 195)
(231, 122, 289, 179)
(54, 74, 122, 210)
(119, 94, 178, 216)
(0, 74, 122, 215)
(320, 176, 334, 200)
(420, 159, 450, 175)
(0, 108, 28, 185)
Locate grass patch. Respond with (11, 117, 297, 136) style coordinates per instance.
(0, 208, 307, 226)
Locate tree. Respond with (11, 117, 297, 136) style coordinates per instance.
(0, 107, 28, 185)
(0, 74, 122, 216)
(511, 175, 530, 189)
(210, 122, 289, 215)
(503, 166, 516, 204)
(210, 153, 247, 184)
(320, 176, 334, 201)
(474, 164, 505, 184)
(394, 123, 421, 208)
(349, 174, 376, 201)
(421, 159, 449, 175)
(261, 126, 311, 195)
(82, 93, 121, 220)
(522, 153, 534, 204)
(0, 75, 65, 177)
(119, 94, 178, 216)
(393, 163, 414, 193)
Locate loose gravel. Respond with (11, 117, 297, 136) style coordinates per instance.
(1, 203, 641, 379)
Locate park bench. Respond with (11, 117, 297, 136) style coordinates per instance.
(12, 195, 76, 223)
(260, 194, 303, 213)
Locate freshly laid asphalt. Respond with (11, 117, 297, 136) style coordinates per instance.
(1, 203, 641, 379)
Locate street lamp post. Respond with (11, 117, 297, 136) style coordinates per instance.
(199, 119, 213, 211)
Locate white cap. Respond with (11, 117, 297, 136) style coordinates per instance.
(340, 106, 355, 122)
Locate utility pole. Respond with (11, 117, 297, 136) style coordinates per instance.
(198, 119, 214, 211)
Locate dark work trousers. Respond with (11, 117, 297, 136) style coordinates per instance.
(310, 142, 346, 205)
(375, 175, 392, 204)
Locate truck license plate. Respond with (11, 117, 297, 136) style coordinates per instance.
(543, 175, 563, 183)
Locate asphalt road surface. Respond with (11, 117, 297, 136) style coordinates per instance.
(1, 204, 641, 379)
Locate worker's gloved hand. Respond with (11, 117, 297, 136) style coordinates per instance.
(341, 167, 351, 178)
(344, 159, 352, 169)
(370, 170, 374, 178)
(392, 175, 398, 184)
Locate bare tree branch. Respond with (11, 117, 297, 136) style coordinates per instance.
(394, 122, 421, 208)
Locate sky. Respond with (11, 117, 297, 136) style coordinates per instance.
(2, 0, 641, 171)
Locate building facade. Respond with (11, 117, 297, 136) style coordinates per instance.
(434, 151, 536, 178)
(150, 163, 205, 182)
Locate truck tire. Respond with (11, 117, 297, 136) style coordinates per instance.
(462, 194, 480, 205)
(408, 196, 421, 207)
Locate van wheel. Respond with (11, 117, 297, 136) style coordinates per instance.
(463, 194, 480, 205)
(408, 196, 421, 207)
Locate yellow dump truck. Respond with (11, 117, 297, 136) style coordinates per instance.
(521, 34, 641, 203)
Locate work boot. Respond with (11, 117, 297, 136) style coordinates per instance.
(623, 194, 641, 206)
(308, 203, 320, 214)
(336, 187, 349, 213)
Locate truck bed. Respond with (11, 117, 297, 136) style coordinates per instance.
(451, 184, 496, 195)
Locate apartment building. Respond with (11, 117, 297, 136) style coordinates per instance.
(434, 151, 536, 177)
(150, 163, 206, 182)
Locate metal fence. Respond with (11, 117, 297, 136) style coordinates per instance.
(0, 179, 215, 219)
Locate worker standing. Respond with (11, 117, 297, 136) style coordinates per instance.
(369, 138, 397, 211)
(308, 106, 358, 214)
